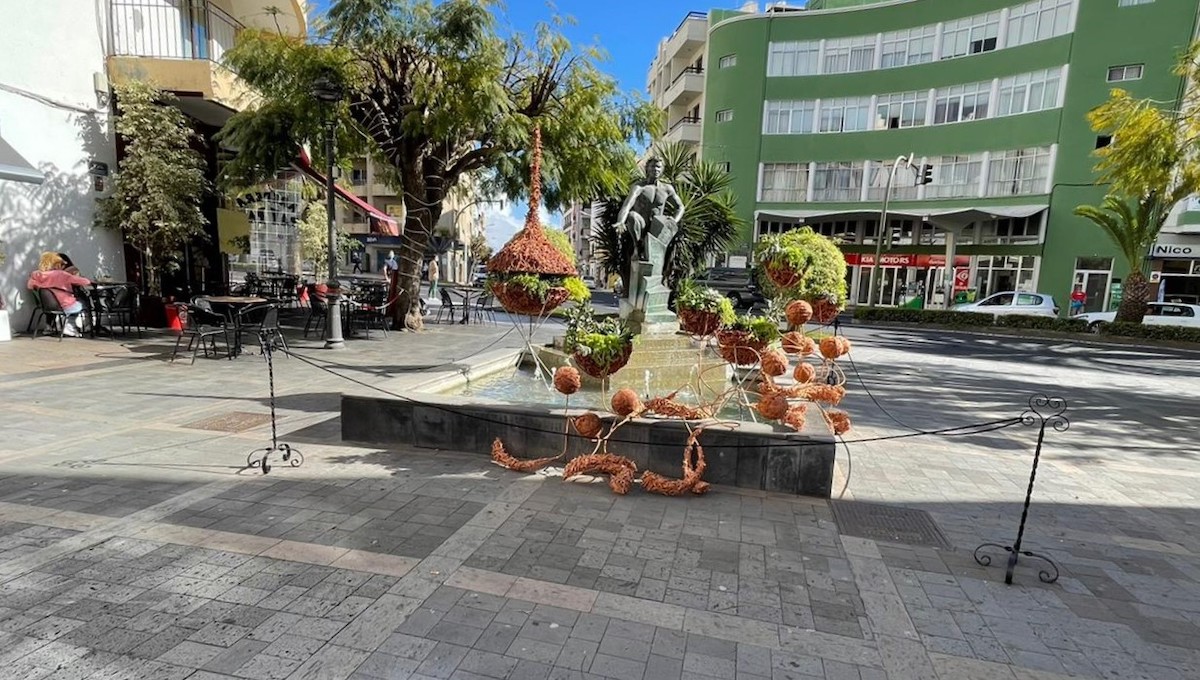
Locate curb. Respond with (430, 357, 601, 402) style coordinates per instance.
(847, 319, 1200, 353)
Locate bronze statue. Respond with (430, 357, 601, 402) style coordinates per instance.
(616, 157, 685, 291)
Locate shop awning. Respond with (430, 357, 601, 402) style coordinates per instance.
(0, 133, 42, 184)
(756, 204, 1048, 224)
(295, 151, 401, 237)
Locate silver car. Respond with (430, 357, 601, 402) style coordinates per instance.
(1076, 302, 1200, 331)
(953, 292, 1060, 318)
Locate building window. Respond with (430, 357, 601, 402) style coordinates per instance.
(350, 168, 367, 184)
(927, 154, 984, 198)
(1096, 135, 1112, 149)
(1007, 0, 1074, 48)
(875, 90, 927, 129)
(767, 41, 819, 77)
(866, 161, 919, 201)
(963, 216, 1043, 244)
(812, 162, 864, 201)
(764, 100, 815, 134)
(880, 25, 937, 68)
(719, 54, 737, 69)
(715, 109, 733, 123)
(997, 67, 1063, 116)
(986, 147, 1053, 196)
(759, 163, 809, 202)
(717, 162, 731, 173)
(941, 11, 1001, 59)
(823, 35, 877, 74)
(974, 255, 1039, 297)
(1107, 64, 1144, 82)
(819, 97, 872, 133)
(933, 82, 991, 124)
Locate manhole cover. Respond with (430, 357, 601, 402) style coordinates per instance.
(829, 500, 952, 549)
(182, 412, 276, 433)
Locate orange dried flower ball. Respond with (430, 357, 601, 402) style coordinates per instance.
(755, 393, 790, 420)
(806, 384, 846, 405)
(825, 410, 852, 435)
(782, 332, 816, 356)
(782, 404, 808, 431)
(611, 388, 644, 416)
(554, 366, 582, 395)
(760, 349, 789, 377)
(819, 336, 851, 360)
(811, 298, 841, 325)
(793, 362, 816, 384)
(785, 299, 814, 327)
(573, 412, 603, 439)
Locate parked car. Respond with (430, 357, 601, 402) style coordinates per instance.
(692, 267, 765, 309)
(471, 265, 488, 287)
(953, 292, 1060, 318)
(1076, 302, 1200, 332)
(582, 275, 597, 289)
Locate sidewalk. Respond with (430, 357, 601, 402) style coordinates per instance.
(0, 323, 1197, 679)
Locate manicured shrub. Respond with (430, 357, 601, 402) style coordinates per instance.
(853, 307, 994, 327)
(996, 315, 1088, 333)
(1103, 322, 1200, 343)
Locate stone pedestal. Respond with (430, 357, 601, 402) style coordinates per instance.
(622, 260, 675, 336)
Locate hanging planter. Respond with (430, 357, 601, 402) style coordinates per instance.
(753, 228, 848, 301)
(566, 307, 635, 379)
(810, 296, 842, 325)
(489, 279, 571, 316)
(675, 279, 736, 337)
(763, 261, 805, 290)
(574, 341, 633, 379)
(716, 315, 779, 366)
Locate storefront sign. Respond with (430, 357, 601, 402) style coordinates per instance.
(1110, 281, 1124, 309)
(1150, 234, 1200, 259)
(954, 267, 970, 291)
(844, 253, 971, 267)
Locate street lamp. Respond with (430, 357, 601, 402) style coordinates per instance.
(312, 74, 344, 349)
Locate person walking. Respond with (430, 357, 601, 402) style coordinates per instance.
(427, 257, 440, 300)
(350, 249, 363, 274)
(1069, 285, 1087, 316)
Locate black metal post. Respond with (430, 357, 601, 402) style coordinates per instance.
(974, 395, 1068, 584)
(323, 119, 345, 349)
(246, 331, 303, 474)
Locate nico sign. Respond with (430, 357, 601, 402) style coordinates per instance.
(1150, 236, 1200, 259)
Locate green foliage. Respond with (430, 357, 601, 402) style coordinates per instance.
(95, 81, 208, 296)
(753, 228, 848, 302)
(545, 229, 576, 266)
(470, 233, 493, 266)
(1073, 197, 1165, 322)
(562, 276, 590, 303)
(563, 305, 633, 367)
(675, 279, 736, 324)
(577, 331, 633, 370)
(729, 314, 781, 344)
(1104, 322, 1200, 343)
(853, 307, 997, 327)
(296, 200, 359, 279)
(996, 315, 1089, 333)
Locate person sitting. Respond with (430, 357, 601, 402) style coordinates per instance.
(28, 252, 91, 336)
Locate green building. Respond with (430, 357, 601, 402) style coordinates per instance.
(692, 0, 1200, 310)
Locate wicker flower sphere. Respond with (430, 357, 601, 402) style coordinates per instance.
(785, 299, 814, 327)
(807, 384, 846, 405)
(793, 362, 816, 384)
(554, 366, 582, 395)
(760, 349, 790, 377)
(811, 297, 841, 325)
(573, 412, 604, 439)
(819, 336, 852, 360)
(781, 331, 816, 356)
(825, 409, 852, 435)
(782, 404, 808, 431)
(611, 388, 644, 416)
(755, 393, 790, 420)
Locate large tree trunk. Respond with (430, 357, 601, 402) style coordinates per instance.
(389, 174, 444, 331)
(1114, 270, 1150, 324)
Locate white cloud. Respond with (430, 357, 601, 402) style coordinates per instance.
(483, 201, 562, 250)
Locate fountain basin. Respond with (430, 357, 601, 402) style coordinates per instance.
(341, 391, 837, 498)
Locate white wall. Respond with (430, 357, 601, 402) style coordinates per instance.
(0, 0, 125, 333)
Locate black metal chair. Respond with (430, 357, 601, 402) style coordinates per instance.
(171, 303, 232, 364)
(348, 288, 392, 339)
(96, 284, 142, 338)
(436, 288, 457, 324)
(237, 303, 288, 354)
(303, 286, 328, 339)
(33, 288, 69, 341)
(25, 290, 45, 334)
(474, 292, 497, 325)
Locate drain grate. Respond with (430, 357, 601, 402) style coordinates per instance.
(182, 411, 276, 433)
(830, 500, 953, 550)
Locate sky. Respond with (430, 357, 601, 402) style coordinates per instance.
(309, 0, 708, 248)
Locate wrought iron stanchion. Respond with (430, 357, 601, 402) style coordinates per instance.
(246, 330, 304, 475)
(974, 394, 1068, 585)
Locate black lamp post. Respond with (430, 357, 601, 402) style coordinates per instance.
(312, 75, 345, 349)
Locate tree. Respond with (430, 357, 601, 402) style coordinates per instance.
(220, 0, 657, 329)
(96, 81, 208, 297)
(1076, 43, 1200, 322)
(593, 141, 743, 295)
(296, 200, 359, 279)
(469, 232, 493, 268)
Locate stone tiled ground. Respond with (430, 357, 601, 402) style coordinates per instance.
(0, 323, 1199, 679)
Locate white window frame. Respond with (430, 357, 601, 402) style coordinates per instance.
(767, 41, 820, 77)
(997, 67, 1064, 116)
(875, 90, 928, 129)
(1107, 64, 1144, 82)
(759, 163, 810, 203)
(880, 25, 937, 68)
(1006, 0, 1074, 48)
(812, 161, 865, 202)
(1118, 0, 1155, 5)
(763, 100, 816, 135)
(941, 11, 1001, 60)
(819, 97, 872, 133)
(715, 109, 734, 123)
(927, 153, 984, 199)
(719, 54, 737, 69)
(933, 81, 992, 124)
(985, 147, 1054, 196)
(823, 35, 877, 74)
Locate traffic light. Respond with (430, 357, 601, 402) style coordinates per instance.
(917, 164, 934, 185)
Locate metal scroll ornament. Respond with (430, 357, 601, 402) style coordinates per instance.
(974, 395, 1068, 585)
(246, 331, 304, 474)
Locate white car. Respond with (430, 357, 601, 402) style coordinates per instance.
(953, 292, 1060, 318)
(1076, 302, 1200, 331)
(582, 275, 597, 289)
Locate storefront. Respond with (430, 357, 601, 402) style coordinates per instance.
(1151, 233, 1200, 305)
(846, 253, 972, 307)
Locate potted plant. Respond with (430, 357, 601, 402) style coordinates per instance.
(565, 306, 635, 379)
(675, 279, 735, 336)
(753, 227, 848, 298)
(716, 314, 780, 366)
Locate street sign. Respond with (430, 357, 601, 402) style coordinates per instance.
(1109, 281, 1123, 309)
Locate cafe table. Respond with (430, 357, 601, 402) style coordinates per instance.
(445, 286, 485, 324)
(202, 296, 268, 356)
(79, 281, 133, 338)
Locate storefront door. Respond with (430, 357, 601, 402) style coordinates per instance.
(1073, 258, 1113, 313)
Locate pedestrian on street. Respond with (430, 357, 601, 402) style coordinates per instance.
(427, 258, 439, 300)
(350, 249, 363, 274)
(1070, 286, 1086, 316)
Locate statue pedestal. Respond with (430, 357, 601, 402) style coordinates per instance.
(621, 261, 675, 336)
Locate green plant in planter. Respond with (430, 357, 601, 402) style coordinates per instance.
(562, 276, 591, 303)
(675, 279, 736, 325)
(728, 314, 781, 345)
(753, 227, 847, 301)
(565, 305, 634, 373)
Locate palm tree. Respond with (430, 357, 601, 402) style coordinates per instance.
(593, 141, 743, 295)
(1074, 194, 1170, 323)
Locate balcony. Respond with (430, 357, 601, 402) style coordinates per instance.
(663, 12, 708, 63)
(665, 116, 702, 145)
(660, 66, 704, 109)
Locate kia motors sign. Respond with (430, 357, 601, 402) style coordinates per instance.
(844, 253, 971, 267)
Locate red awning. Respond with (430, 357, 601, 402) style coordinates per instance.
(295, 151, 401, 237)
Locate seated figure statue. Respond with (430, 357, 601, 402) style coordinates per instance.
(615, 157, 685, 286)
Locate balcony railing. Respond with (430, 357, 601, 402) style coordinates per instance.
(110, 0, 242, 63)
(669, 116, 701, 132)
(670, 65, 704, 87)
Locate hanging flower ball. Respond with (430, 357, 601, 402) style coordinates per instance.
(755, 393, 790, 420)
(760, 349, 789, 377)
(611, 388, 644, 416)
(573, 412, 604, 439)
(793, 362, 816, 384)
(782, 404, 808, 431)
(807, 384, 846, 406)
(554, 366, 582, 395)
(811, 297, 841, 325)
(824, 410, 852, 435)
(781, 331, 816, 356)
(819, 336, 852, 360)
(785, 300, 813, 327)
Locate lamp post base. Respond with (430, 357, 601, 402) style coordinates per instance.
(324, 281, 345, 350)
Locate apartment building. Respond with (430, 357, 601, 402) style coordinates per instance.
(562, 201, 601, 281)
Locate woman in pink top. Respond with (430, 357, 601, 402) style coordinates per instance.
(27, 252, 91, 336)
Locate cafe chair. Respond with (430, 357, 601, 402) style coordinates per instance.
(25, 290, 46, 334)
(171, 303, 232, 364)
(98, 284, 142, 338)
(348, 289, 392, 339)
(237, 303, 288, 354)
(436, 288, 457, 324)
(33, 288, 70, 341)
(303, 285, 329, 339)
(474, 293, 497, 325)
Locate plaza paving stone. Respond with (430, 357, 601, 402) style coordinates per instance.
(0, 320, 1198, 679)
